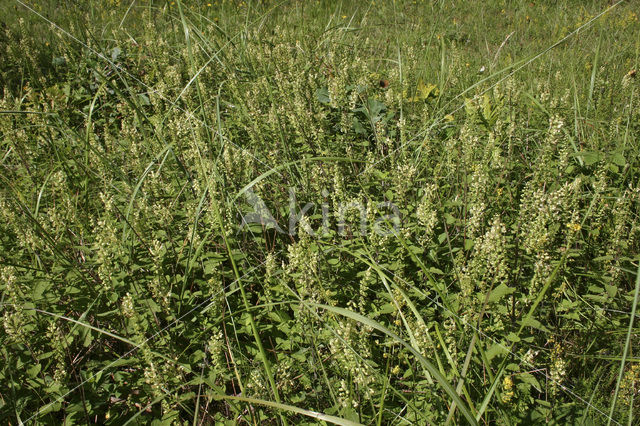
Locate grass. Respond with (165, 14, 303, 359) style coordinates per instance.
(1, 0, 640, 424)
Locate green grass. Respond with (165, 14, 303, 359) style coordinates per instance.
(1, 0, 640, 424)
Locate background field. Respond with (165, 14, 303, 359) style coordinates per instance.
(1, 0, 640, 424)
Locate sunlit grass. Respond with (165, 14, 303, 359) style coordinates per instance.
(1, 0, 639, 424)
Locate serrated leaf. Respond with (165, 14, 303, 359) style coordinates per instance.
(488, 283, 515, 303)
(316, 87, 330, 105)
(519, 372, 542, 391)
(486, 343, 508, 361)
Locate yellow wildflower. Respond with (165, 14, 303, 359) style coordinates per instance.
(501, 375, 514, 403)
(566, 223, 581, 232)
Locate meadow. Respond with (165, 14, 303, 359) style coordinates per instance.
(1, 0, 639, 424)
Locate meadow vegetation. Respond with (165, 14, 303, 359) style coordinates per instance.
(1, 0, 640, 424)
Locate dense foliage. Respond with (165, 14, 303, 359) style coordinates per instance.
(1, 0, 639, 424)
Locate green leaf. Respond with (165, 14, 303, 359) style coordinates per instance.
(27, 363, 42, 378)
(444, 213, 456, 224)
(519, 372, 542, 392)
(506, 332, 521, 342)
(486, 343, 509, 361)
(519, 317, 550, 333)
(488, 283, 515, 303)
(316, 87, 331, 105)
(580, 150, 601, 166)
(32, 280, 52, 300)
(138, 93, 151, 106)
(610, 152, 626, 166)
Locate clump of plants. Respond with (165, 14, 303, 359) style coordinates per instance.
(1, 0, 639, 424)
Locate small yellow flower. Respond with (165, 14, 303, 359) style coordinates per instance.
(501, 375, 514, 403)
(566, 223, 581, 232)
(503, 375, 513, 389)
